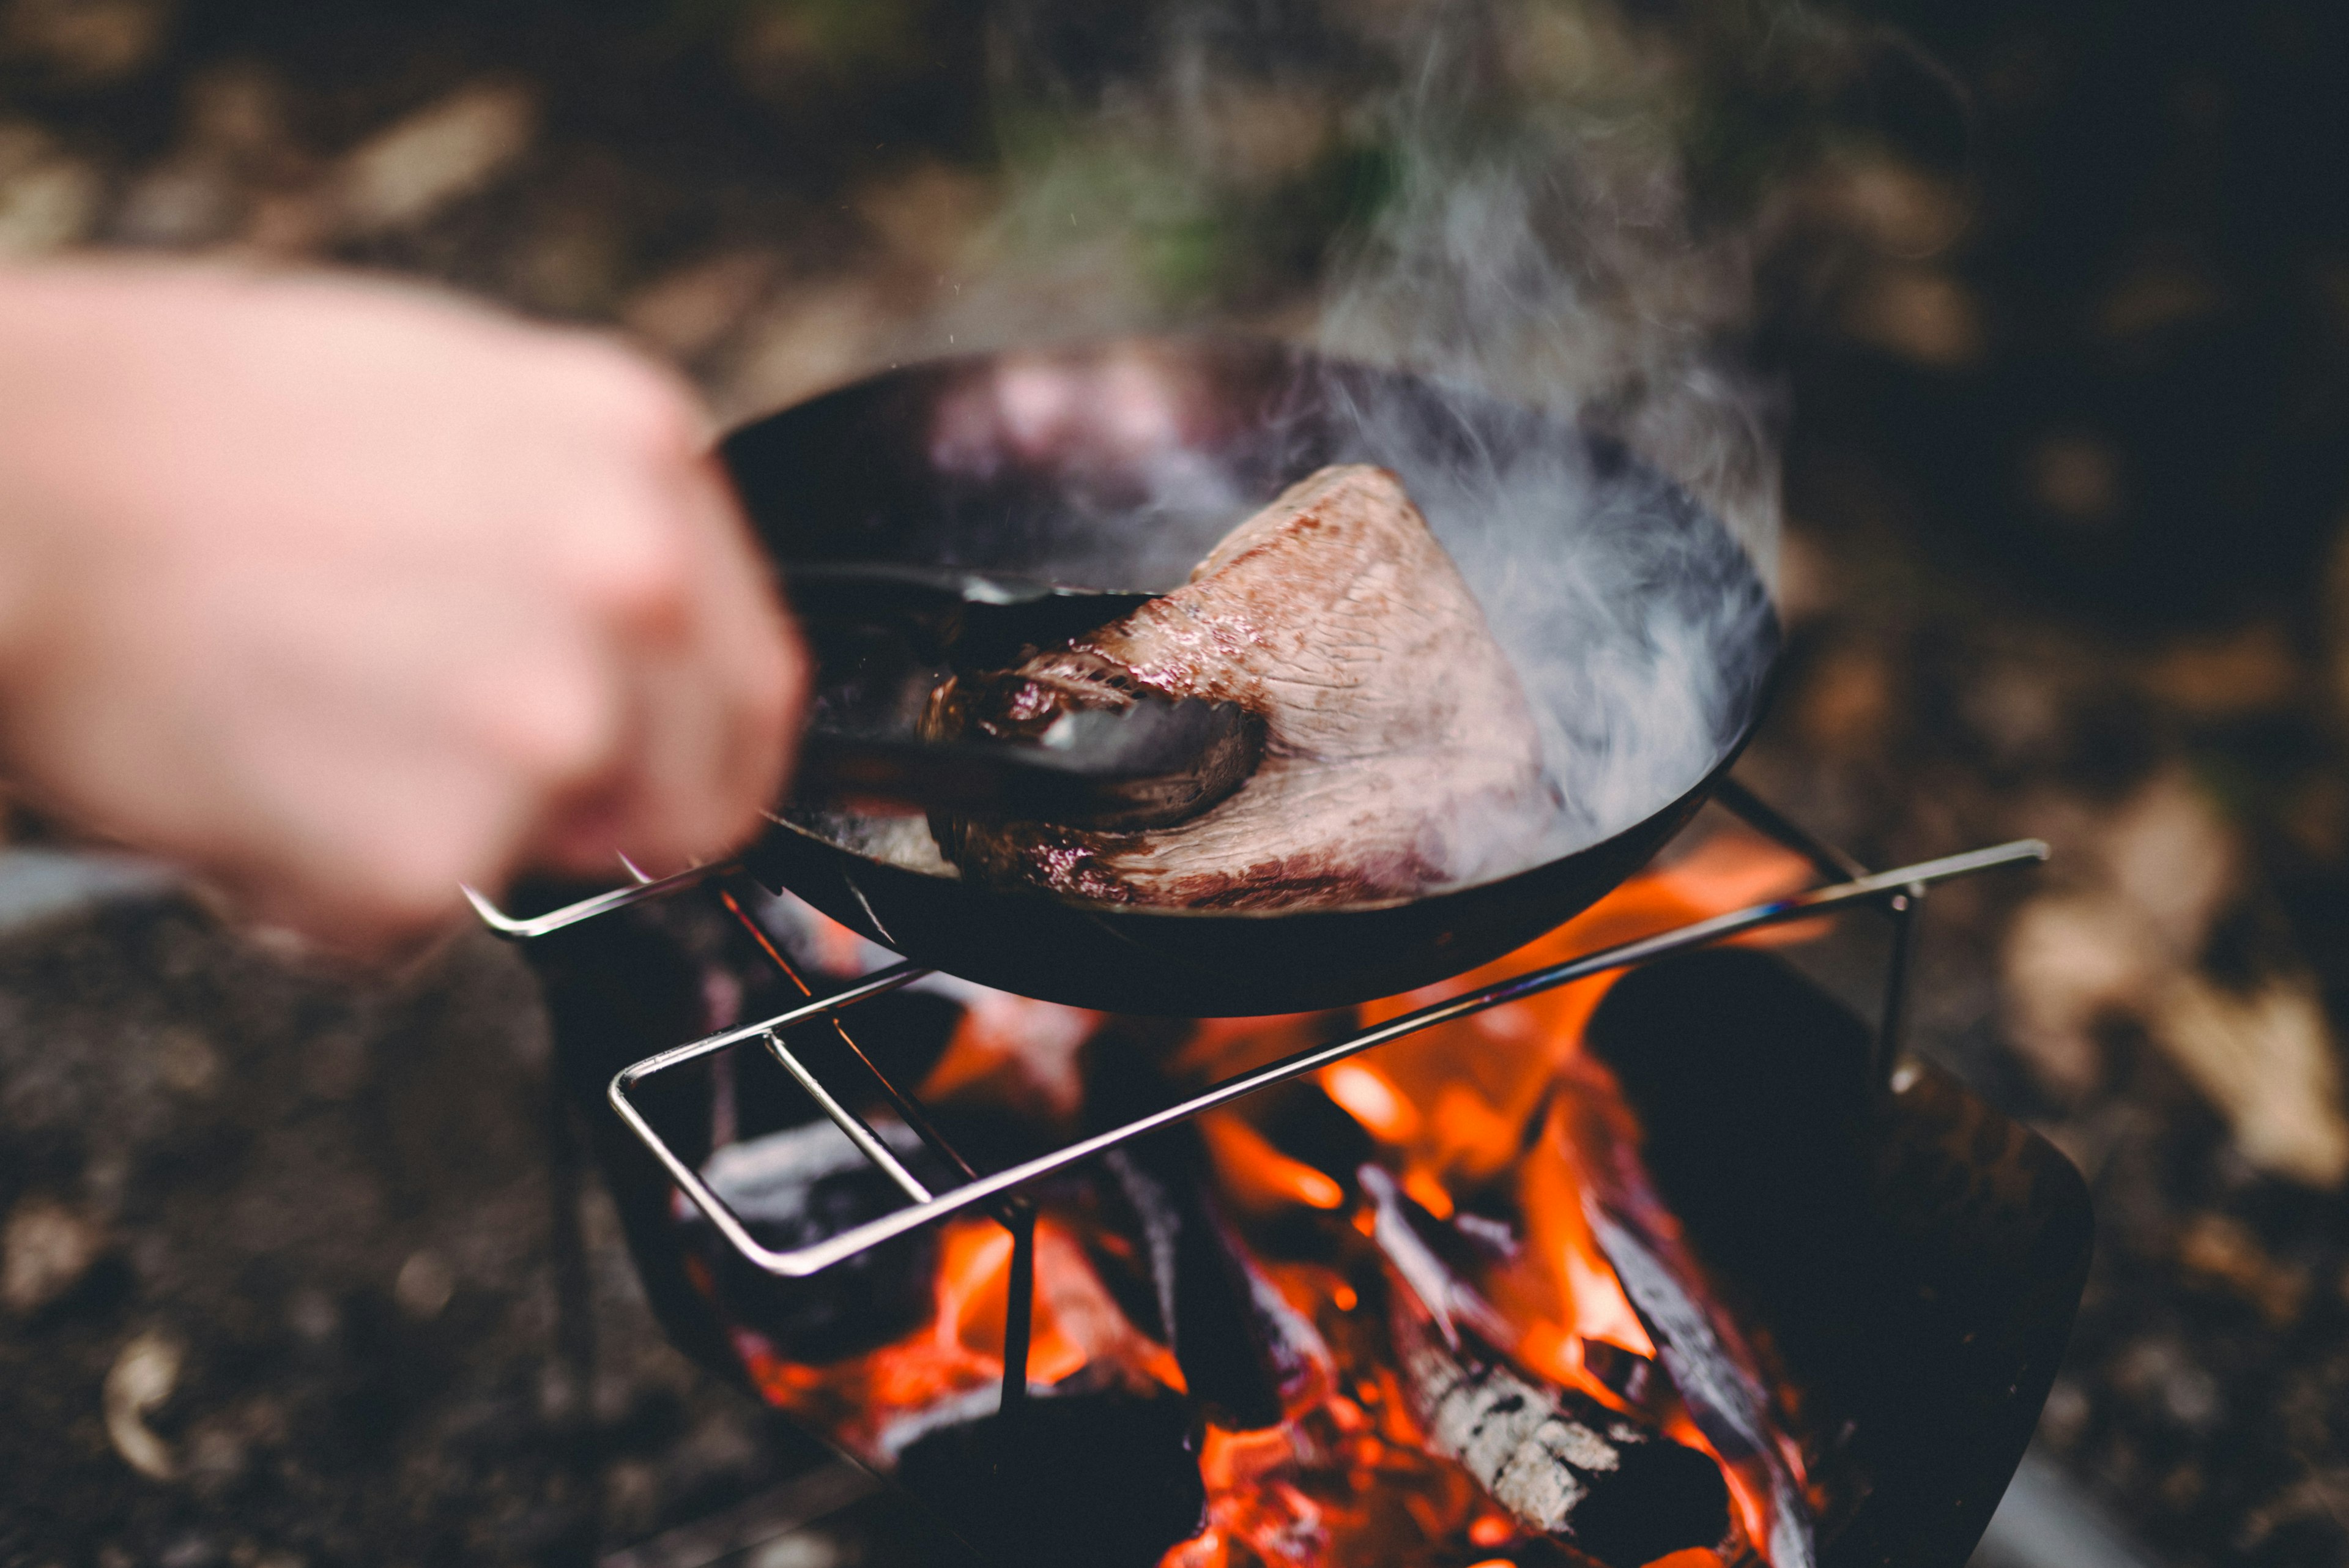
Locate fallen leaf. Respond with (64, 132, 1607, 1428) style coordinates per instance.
(333, 83, 536, 236)
(2151, 972, 2349, 1189)
(2, 1196, 102, 1315)
(103, 1331, 181, 1481)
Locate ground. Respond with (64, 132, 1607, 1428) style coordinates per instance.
(4, 1, 2349, 1564)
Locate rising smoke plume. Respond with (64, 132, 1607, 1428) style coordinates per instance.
(885, 0, 1839, 858)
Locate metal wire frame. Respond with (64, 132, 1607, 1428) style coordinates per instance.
(475, 795, 2046, 1288)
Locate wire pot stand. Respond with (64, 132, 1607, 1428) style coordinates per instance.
(472, 780, 2047, 1414)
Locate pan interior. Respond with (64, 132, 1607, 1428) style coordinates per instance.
(733, 340, 1779, 901)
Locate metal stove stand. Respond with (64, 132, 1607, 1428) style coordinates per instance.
(474, 781, 2045, 1408)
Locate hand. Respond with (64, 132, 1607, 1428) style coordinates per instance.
(0, 262, 806, 954)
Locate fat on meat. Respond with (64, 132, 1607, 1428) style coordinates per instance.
(932, 463, 1556, 908)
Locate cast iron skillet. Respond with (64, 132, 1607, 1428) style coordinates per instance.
(723, 338, 1779, 1016)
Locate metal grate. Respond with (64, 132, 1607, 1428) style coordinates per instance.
(472, 783, 2044, 1395)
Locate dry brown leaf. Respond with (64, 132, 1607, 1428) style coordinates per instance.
(621, 250, 784, 362)
(2176, 1212, 2309, 1325)
(2092, 767, 2240, 954)
(332, 83, 536, 237)
(2151, 972, 2349, 1189)
(0, 130, 97, 255)
(2003, 769, 2348, 1183)
(2, 0, 166, 84)
(103, 1331, 181, 1480)
(2142, 621, 2301, 719)
(2, 1195, 102, 1316)
(2000, 889, 2148, 1097)
(854, 163, 997, 275)
(715, 277, 892, 423)
(1811, 153, 1972, 258)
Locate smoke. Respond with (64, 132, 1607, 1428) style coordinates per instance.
(887, 0, 1800, 862)
(1313, 2, 1782, 569)
(923, 0, 1783, 549)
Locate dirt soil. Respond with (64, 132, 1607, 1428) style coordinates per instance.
(4, 2, 2349, 1566)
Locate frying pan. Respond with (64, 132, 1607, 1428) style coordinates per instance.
(724, 337, 1779, 1016)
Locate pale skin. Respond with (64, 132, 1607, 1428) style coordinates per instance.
(0, 261, 808, 956)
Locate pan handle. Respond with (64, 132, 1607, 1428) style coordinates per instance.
(793, 694, 1259, 828)
(783, 562, 1160, 669)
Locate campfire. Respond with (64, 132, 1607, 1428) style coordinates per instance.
(494, 341, 2084, 1568)
(664, 831, 1827, 1568)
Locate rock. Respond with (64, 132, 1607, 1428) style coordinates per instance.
(2, 1195, 102, 1315)
(332, 83, 536, 236)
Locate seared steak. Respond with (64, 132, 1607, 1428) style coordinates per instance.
(927, 464, 1554, 908)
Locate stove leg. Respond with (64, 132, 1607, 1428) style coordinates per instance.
(1711, 775, 1867, 882)
(1877, 883, 1924, 1087)
(1001, 1201, 1036, 1416)
(714, 874, 1047, 1416)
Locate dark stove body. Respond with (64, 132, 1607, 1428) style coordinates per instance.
(522, 883, 2090, 1568)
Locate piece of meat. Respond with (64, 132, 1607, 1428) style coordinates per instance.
(927, 464, 1555, 908)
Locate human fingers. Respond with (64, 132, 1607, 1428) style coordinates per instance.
(525, 440, 803, 880)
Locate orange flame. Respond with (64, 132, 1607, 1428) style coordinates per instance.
(1200, 1113, 1346, 1211)
(713, 827, 1821, 1568)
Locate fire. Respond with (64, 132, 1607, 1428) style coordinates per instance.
(693, 823, 1823, 1567)
(1199, 1113, 1346, 1212)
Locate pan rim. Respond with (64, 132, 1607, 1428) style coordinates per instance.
(740, 334, 1784, 926)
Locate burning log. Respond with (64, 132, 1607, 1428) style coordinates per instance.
(1364, 1164, 1734, 1567)
(1394, 1314, 1732, 1565)
(691, 1115, 945, 1363)
(1593, 1209, 1817, 1568)
(641, 869, 1842, 1568)
(1104, 1131, 1330, 1430)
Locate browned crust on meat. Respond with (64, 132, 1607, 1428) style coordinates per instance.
(938, 464, 1553, 909)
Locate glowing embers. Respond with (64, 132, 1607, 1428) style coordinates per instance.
(678, 826, 1825, 1568)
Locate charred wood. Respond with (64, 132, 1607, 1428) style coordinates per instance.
(1390, 1301, 1729, 1567)
(1364, 1162, 1731, 1567)
(893, 1389, 1206, 1568)
(685, 1116, 947, 1364)
(1593, 1206, 1815, 1568)
(1103, 1129, 1326, 1430)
